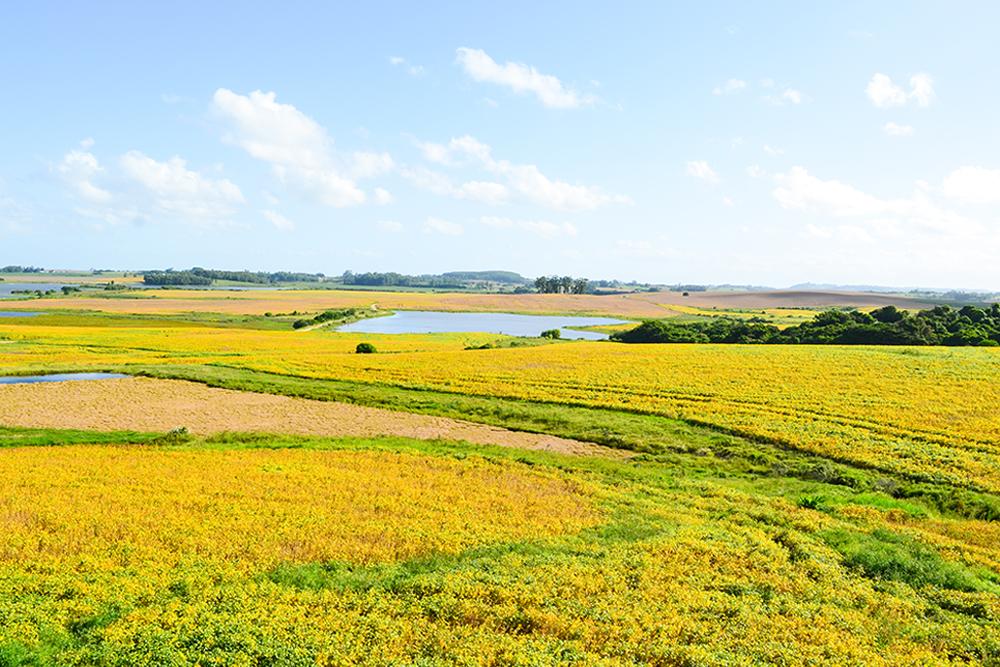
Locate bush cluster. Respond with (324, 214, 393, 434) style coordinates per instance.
(612, 304, 1000, 346)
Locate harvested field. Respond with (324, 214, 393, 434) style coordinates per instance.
(644, 289, 936, 310)
(0, 288, 933, 318)
(0, 377, 624, 457)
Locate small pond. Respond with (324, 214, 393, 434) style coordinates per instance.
(337, 310, 625, 340)
(0, 373, 130, 385)
(0, 311, 41, 318)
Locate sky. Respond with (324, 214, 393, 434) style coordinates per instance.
(2, 1, 999, 289)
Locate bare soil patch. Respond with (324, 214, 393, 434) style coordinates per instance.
(0, 377, 626, 458)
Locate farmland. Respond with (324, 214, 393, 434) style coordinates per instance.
(0, 295, 998, 664)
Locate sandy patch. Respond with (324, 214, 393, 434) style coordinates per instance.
(0, 377, 626, 458)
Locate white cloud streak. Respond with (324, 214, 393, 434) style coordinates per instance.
(455, 48, 595, 109)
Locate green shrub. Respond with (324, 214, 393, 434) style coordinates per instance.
(820, 528, 990, 592)
(540, 329, 561, 339)
(355, 343, 377, 354)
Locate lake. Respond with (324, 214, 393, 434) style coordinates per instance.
(337, 310, 625, 340)
(0, 373, 130, 385)
(0, 283, 77, 297)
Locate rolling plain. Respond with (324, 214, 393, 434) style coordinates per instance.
(0, 288, 997, 665)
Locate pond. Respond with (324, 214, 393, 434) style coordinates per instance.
(0, 373, 130, 385)
(337, 310, 626, 340)
(0, 311, 41, 318)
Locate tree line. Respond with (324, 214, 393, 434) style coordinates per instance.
(143, 268, 325, 286)
(611, 304, 1000, 347)
(534, 276, 589, 294)
(1, 265, 44, 273)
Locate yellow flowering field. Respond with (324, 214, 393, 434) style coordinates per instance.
(0, 445, 597, 568)
(2, 321, 999, 493)
(0, 435, 995, 664)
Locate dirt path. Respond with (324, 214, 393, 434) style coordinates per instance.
(0, 377, 627, 458)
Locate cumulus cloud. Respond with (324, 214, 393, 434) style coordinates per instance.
(686, 160, 719, 184)
(712, 79, 746, 95)
(373, 187, 394, 205)
(388, 56, 425, 77)
(120, 151, 245, 220)
(883, 122, 914, 137)
(941, 166, 1000, 204)
(773, 166, 975, 234)
(422, 216, 463, 235)
(57, 148, 112, 203)
(408, 135, 628, 211)
(480, 216, 578, 238)
(866, 73, 935, 108)
(211, 88, 388, 207)
(455, 48, 595, 109)
(262, 209, 294, 231)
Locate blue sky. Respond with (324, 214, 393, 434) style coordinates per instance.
(2, 1, 999, 288)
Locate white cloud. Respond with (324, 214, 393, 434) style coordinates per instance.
(400, 167, 509, 205)
(763, 87, 805, 106)
(409, 135, 628, 211)
(455, 47, 595, 109)
(773, 166, 974, 234)
(212, 88, 330, 170)
(349, 151, 394, 178)
(722, 196, 735, 207)
(909, 73, 935, 107)
(866, 73, 935, 108)
(781, 88, 803, 105)
(262, 190, 280, 205)
(377, 220, 403, 232)
(712, 79, 746, 95)
(763, 144, 784, 156)
(56, 149, 112, 203)
(493, 160, 624, 209)
(746, 164, 766, 178)
(422, 217, 463, 236)
(373, 187, 393, 205)
(272, 164, 364, 207)
(686, 160, 719, 184)
(480, 216, 578, 238)
(866, 73, 907, 108)
(941, 166, 1000, 204)
(262, 209, 294, 231)
(388, 56, 425, 77)
(211, 88, 386, 208)
(417, 135, 493, 166)
(883, 122, 914, 137)
(457, 180, 509, 204)
(120, 150, 244, 220)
